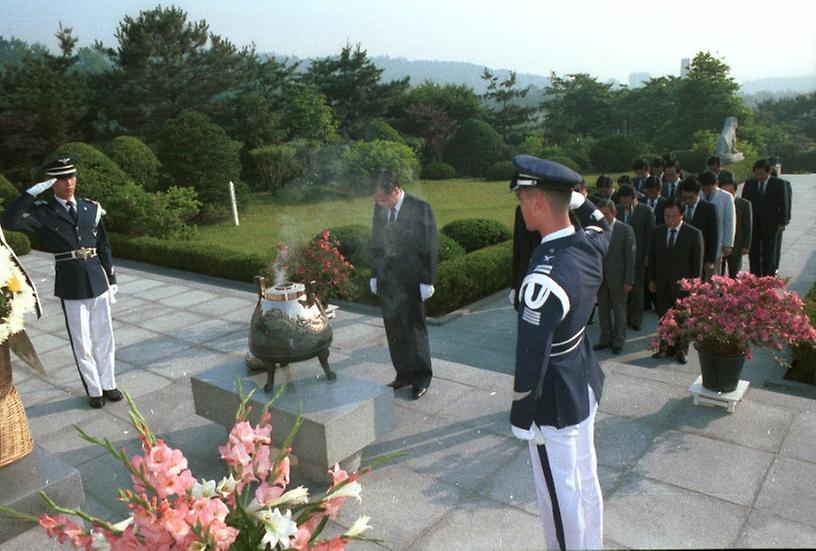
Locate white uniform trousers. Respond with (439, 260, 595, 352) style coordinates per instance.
(528, 386, 603, 550)
(61, 292, 116, 398)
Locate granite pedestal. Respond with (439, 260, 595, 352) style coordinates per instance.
(0, 446, 84, 542)
(192, 359, 396, 482)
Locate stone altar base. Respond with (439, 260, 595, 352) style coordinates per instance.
(192, 358, 396, 483)
(0, 446, 84, 543)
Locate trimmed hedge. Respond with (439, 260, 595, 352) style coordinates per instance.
(0, 174, 20, 207)
(791, 281, 816, 377)
(441, 218, 512, 253)
(245, 144, 304, 194)
(485, 160, 515, 181)
(107, 233, 265, 283)
(106, 136, 162, 191)
(4, 230, 30, 256)
(786, 149, 816, 173)
(445, 119, 508, 177)
(549, 156, 581, 172)
(421, 162, 456, 180)
(327, 224, 372, 269)
(427, 240, 512, 316)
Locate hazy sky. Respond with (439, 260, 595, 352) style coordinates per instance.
(2, 0, 814, 82)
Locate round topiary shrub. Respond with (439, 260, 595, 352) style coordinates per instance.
(485, 160, 515, 181)
(444, 119, 508, 177)
(106, 136, 162, 191)
(549, 156, 581, 172)
(245, 144, 304, 194)
(48, 142, 128, 204)
(326, 224, 373, 269)
(352, 119, 405, 143)
(441, 218, 512, 253)
(0, 174, 20, 208)
(437, 233, 466, 262)
(3, 230, 30, 256)
(672, 149, 708, 173)
(589, 134, 647, 172)
(421, 162, 456, 180)
(340, 140, 419, 196)
(156, 111, 244, 207)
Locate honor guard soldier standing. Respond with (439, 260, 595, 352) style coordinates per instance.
(509, 155, 611, 550)
(2, 158, 121, 409)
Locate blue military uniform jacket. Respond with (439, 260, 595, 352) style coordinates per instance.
(512, 200, 611, 430)
(2, 193, 116, 300)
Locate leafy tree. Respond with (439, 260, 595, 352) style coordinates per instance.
(155, 111, 242, 205)
(617, 76, 682, 149)
(303, 43, 409, 131)
(397, 81, 483, 124)
(481, 69, 535, 141)
(403, 103, 455, 163)
(341, 140, 419, 195)
(95, 5, 255, 140)
(0, 25, 89, 180)
(671, 51, 752, 150)
(541, 73, 619, 142)
(279, 85, 339, 143)
(0, 36, 48, 71)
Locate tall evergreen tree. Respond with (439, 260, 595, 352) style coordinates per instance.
(481, 69, 535, 142)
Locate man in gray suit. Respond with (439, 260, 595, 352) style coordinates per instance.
(719, 176, 752, 277)
(593, 200, 635, 354)
(616, 186, 654, 331)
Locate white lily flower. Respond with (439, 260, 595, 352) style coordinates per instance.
(343, 515, 372, 537)
(327, 480, 362, 502)
(257, 508, 298, 550)
(216, 474, 238, 498)
(191, 479, 216, 499)
(265, 486, 309, 508)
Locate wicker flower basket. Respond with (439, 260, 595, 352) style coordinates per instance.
(0, 341, 34, 468)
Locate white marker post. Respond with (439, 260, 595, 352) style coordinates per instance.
(228, 181, 240, 226)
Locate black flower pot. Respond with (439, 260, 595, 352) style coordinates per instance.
(695, 343, 746, 392)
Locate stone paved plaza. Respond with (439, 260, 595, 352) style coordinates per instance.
(2, 175, 816, 549)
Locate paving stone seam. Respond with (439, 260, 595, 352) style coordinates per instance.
(732, 455, 791, 546)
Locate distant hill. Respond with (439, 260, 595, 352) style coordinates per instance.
(268, 52, 816, 97)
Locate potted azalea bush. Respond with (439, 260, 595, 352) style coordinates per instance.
(655, 273, 816, 392)
(0, 384, 381, 550)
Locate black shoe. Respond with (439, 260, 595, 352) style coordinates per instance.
(103, 388, 123, 402)
(387, 379, 411, 390)
(89, 396, 105, 409)
(676, 351, 688, 364)
(611, 346, 622, 354)
(630, 324, 641, 331)
(411, 385, 428, 400)
(593, 343, 610, 351)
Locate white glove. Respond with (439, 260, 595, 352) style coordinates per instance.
(569, 190, 586, 210)
(369, 278, 377, 295)
(511, 424, 535, 441)
(420, 283, 435, 301)
(27, 178, 56, 196)
(508, 288, 516, 305)
(109, 284, 118, 304)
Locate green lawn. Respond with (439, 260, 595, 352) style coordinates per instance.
(193, 174, 621, 259)
(194, 178, 522, 258)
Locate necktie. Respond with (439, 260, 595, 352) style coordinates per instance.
(68, 201, 77, 222)
(388, 208, 396, 223)
(669, 183, 675, 197)
(649, 198, 655, 209)
(668, 228, 677, 249)
(624, 208, 630, 223)
(686, 205, 694, 221)
(759, 180, 766, 195)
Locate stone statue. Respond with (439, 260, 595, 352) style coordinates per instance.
(714, 116, 745, 165)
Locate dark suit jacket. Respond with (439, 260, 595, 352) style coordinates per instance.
(617, 202, 654, 275)
(370, 193, 437, 316)
(643, 196, 666, 225)
(603, 220, 635, 290)
(648, 222, 704, 297)
(660, 180, 681, 199)
(2, 193, 116, 300)
(511, 205, 541, 309)
(733, 196, 753, 252)
(781, 178, 792, 226)
(685, 200, 718, 264)
(741, 177, 788, 239)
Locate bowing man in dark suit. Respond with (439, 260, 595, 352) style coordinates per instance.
(2, 158, 120, 409)
(369, 171, 438, 400)
(741, 159, 789, 276)
(769, 158, 791, 275)
(616, 186, 654, 330)
(648, 198, 704, 364)
(719, 177, 752, 277)
(660, 161, 682, 199)
(679, 176, 718, 279)
(632, 158, 652, 193)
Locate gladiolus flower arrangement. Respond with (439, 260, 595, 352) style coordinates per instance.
(0, 383, 380, 550)
(655, 273, 816, 359)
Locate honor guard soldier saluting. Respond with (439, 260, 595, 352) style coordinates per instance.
(2, 157, 121, 409)
(510, 155, 610, 550)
